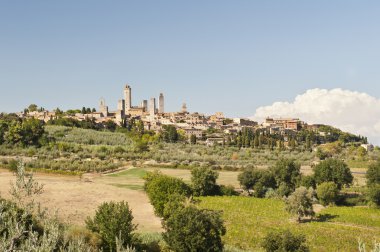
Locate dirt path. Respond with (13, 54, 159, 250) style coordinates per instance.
(0, 169, 162, 233)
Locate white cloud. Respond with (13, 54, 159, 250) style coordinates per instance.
(251, 88, 380, 145)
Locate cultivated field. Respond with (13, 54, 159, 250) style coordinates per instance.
(198, 196, 380, 252)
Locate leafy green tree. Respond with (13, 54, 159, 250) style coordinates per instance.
(313, 159, 353, 189)
(367, 184, 380, 206)
(4, 121, 23, 144)
(316, 182, 339, 206)
(270, 159, 301, 195)
(285, 187, 315, 222)
(163, 206, 226, 252)
(20, 118, 45, 146)
(55, 107, 64, 116)
(86, 201, 137, 251)
(161, 125, 179, 143)
(191, 167, 219, 196)
(27, 104, 38, 112)
(262, 230, 309, 252)
(162, 193, 187, 220)
(0, 120, 8, 144)
(238, 168, 276, 197)
(366, 161, 380, 186)
(300, 175, 316, 189)
(144, 171, 192, 218)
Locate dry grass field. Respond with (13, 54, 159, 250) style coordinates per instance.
(0, 168, 162, 232)
(0, 167, 242, 233)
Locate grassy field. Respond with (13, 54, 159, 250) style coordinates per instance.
(197, 196, 380, 252)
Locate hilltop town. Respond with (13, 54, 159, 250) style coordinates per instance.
(17, 84, 370, 149)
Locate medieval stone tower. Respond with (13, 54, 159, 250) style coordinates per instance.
(124, 85, 132, 114)
(99, 98, 108, 117)
(149, 98, 156, 117)
(158, 93, 164, 114)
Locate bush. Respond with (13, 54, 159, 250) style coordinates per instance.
(285, 187, 315, 222)
(262, 230, 309, 252)
(191, 167, 219, 196)
(316, 182, 339, 206)
(238, 168, 276, 197)
(218, 185, 238, 196)
(367, 184, 380, 206)
(313, 158, 353, 189)
(300, 175, 316, 189)
(144, 171, 192, 218)
(85, 201, 138, 251)
(163, 206, 226, 252)
(65, 226, 102, 249)
(366, 161, 380, 186)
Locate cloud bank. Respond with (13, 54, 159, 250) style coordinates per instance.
(252, 88, 380, 145)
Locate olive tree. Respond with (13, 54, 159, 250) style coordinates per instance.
(285, 187, 315, 222)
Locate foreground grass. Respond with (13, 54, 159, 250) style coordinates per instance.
(198, 196, 380, 252)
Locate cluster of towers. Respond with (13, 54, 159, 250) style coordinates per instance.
(116, 84, 164, 118)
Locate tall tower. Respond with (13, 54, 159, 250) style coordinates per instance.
(149, 98, 156, 117)
(99, 98, 108, 117)
(181, 103, 187, 113)
(124, 85, 132, 114)
(117, 99, 125, 114)
(140, 100, 148, 111)
(158, 93, 164, 114)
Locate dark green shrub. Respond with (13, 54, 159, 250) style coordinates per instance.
(262, 230, 309, 252)
(218, 185, 238, 196)
(85, 201, 137, 251)
(163, 206, 225, 252)
(144, 171, 192, 218)
(300, 175, 316, 189)
(368, 184, 380, 206)
(366, 161, 380, 186)
(238, 168, 276, 197)
(191, 167, 219, 196)
(316, 182, 339, 206)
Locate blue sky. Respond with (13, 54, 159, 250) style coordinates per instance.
(1, 1, 380, 118)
